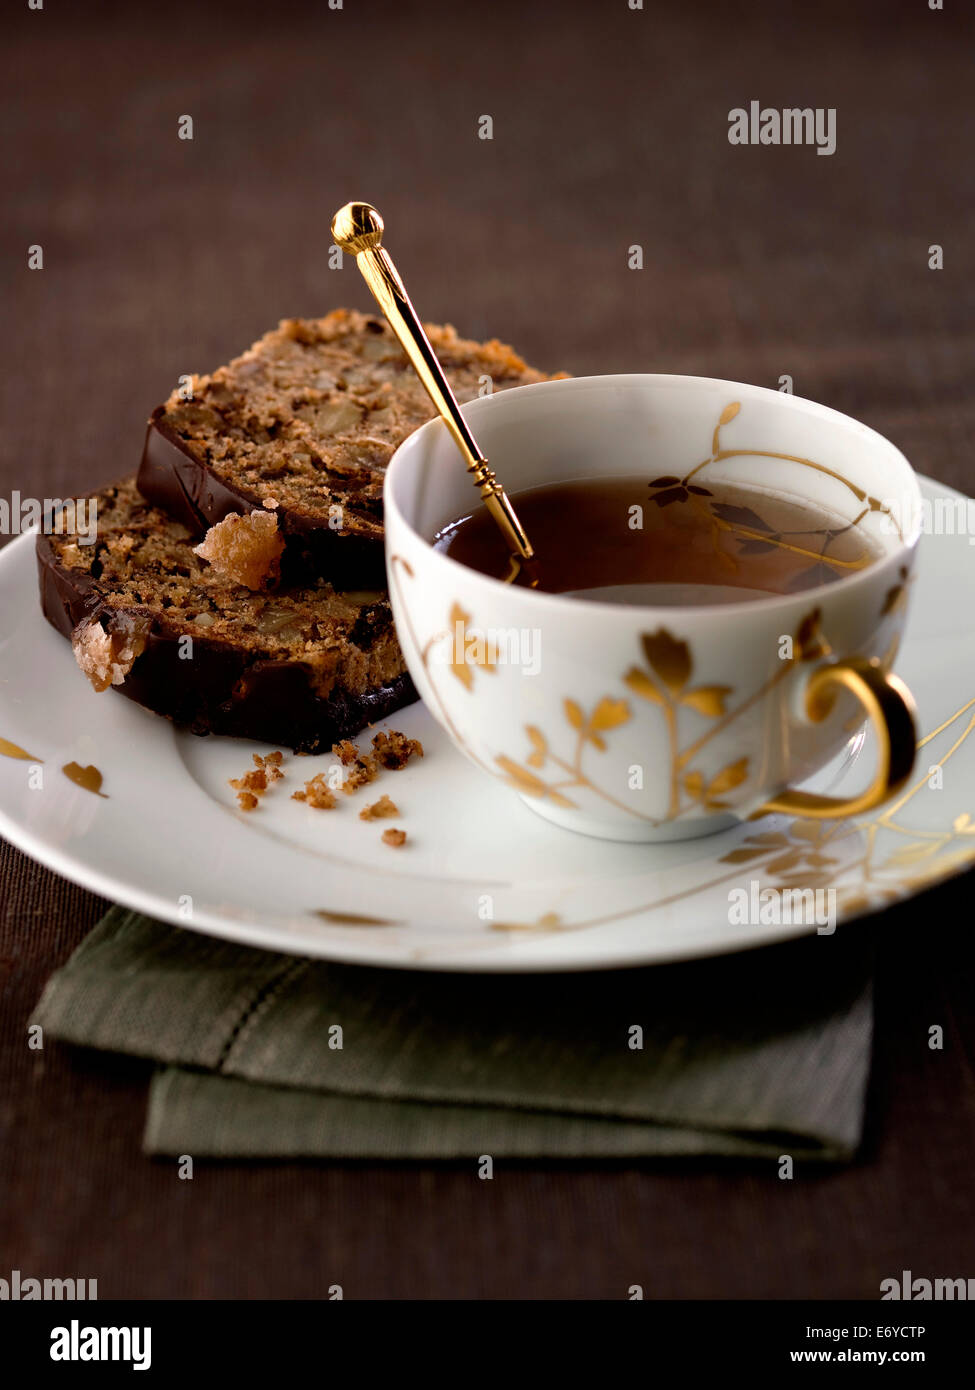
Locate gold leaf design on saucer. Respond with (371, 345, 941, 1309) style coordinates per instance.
(480, 695, 975, 948)
(491, 912, 563, 934)
(710, 697, 975, 917)
(332, 577, 975, 943)
(720, 821, 838, 876)
(0, 737, 41, 762)
(62, 762, 107, 797)
(314, 909, 396, 927)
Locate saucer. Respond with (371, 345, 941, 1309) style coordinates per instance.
(0, 475, 972, 972)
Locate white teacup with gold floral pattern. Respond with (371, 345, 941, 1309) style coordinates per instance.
(384, 375, 922, 842)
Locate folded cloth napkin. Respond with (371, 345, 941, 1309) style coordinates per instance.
(31, 907, 875, 1162)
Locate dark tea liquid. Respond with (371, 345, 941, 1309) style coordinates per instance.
(433, 477, 883, 604)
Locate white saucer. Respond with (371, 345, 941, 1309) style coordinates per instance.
(1, 476, 973, 972)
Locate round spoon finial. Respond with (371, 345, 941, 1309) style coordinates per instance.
(330, 202, 384, 256)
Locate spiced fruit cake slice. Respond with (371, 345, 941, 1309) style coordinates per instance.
(37, 477, 416, 752)
(138, 308, 563, 588)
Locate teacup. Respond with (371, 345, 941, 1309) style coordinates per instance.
(384, 375, 921, 842)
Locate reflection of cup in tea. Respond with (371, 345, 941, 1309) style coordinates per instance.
(434, 477, 889, 606)
(385, 376, 922, 843)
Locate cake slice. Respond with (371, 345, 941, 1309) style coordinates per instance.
(138, 309, 562, 588)
(37, 477, 416, 752)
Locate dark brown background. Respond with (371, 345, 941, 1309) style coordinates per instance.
(2, 0, 974, 1298)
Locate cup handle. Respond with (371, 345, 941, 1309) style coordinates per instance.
(753, 657, 917, 820)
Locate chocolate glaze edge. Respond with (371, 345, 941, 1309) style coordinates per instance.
(137, 416, 388, 589)
(35, 531, 418, 755)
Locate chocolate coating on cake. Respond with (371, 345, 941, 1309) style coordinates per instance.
(37, 478, 416, 753)
(140, 411, 389, 589)
(138, 309, 563, 588)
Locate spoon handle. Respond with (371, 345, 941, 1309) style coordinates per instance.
(331, 202, 534, 563)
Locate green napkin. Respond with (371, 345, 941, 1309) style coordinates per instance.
(31, 907, 874, 1162)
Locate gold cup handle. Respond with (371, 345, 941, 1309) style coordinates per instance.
(755, 657, 917, 820)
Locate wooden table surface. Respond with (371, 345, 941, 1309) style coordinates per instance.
(2, 0, 973, 1298)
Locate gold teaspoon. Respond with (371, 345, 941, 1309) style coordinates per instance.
(330, 201, 535, 577)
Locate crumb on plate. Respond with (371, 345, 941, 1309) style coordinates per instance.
(359, 793, 399, 821)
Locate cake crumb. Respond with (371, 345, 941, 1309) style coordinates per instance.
(382, 827, 407, 848)
(371, 730, 423, 770)
(341, 757, 378, 794)
(230, 751, 285, 808)
(329, 729, 421, 796)
(194, 510, 285, 590)
(332, 739, 361, 766)
(359, 793, 399, 821)
(254, 750, 284, 783)
(71, 615, 149, 693)
(293, 773, 337, 809)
